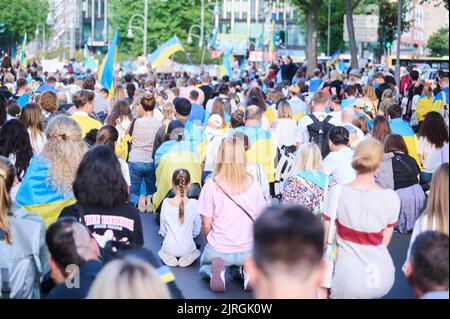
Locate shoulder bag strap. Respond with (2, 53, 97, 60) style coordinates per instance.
(213, 178, 255, 223)
(1, 268, 11, 299)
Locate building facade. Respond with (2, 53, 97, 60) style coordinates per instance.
(81, 0, 110, 50)
(219, 0, 304, 50)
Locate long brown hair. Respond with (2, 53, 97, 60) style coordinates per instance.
(0, 156, 16, 244)
(106, 100, 132, 126)
(211, 99, 227, 129)
(425, 163, 449, 235)
(20, 103, 44, 151)
(372, 115, 392, 144)
(172, 169, 190, 224)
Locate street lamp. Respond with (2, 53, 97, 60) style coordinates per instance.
(35, 23, 46, 54)
(127, 0, 148, 57)
(189, 0, 219, 48)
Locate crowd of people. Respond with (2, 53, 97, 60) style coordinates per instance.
(0, 52, 448, 299)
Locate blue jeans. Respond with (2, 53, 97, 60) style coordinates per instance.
(199, 244, 251, 279)
(129, 162, 156, 206)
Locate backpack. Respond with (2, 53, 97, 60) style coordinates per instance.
(219, 97, 233, 114)
(0, 211, 42, 299)
(273, 146, 297, 199)
(307, 114, 335, 158)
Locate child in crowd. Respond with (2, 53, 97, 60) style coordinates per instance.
(159, 169, 201, 267)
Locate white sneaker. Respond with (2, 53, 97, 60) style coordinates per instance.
(158, 249, 178, 267)
(241, 266, 251, 291)
(178, 249, 201, 267)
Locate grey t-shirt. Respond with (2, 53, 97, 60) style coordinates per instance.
(128, 117, 162, 163)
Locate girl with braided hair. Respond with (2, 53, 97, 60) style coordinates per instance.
(158, 169, 201, 267)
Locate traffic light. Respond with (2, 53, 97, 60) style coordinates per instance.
(385, 28, 395, 49)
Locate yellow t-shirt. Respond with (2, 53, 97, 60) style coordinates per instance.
(71, 112, 102, 137)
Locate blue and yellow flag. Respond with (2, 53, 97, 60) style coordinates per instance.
(326, 49, 341, 68)
(19, 32, 28, 67)
(269, 15, 276, 54)
(389, 118, 422, 169)
(219, 48, 233, 79)
(256, 33, 264, 51)
(15, 157, 76, 226)
(153, 140, 202, 211)
(148, 36, 185, 69)
(84, 43, 90, 60)
(416, 95, 439, 122)
(233, 126, 276, 182)
(209, 28, 219, 49)
(433, 87, 449, 113)
(99, 30, 119, 92)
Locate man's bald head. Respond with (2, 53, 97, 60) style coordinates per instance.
(342, 107, 355, 124)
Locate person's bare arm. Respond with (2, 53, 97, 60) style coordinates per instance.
(202, 216, 213, 239)
(383, 227, 394, 246)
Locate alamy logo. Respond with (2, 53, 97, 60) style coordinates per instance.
(65, 264, 80, 289)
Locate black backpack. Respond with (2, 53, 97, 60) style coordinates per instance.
(307, 114, 335, 158)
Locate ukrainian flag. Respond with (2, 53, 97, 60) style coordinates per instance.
(84, 43, 90, 60)
(416, 95, 440, 122)
(185, 120, 209, 161)
(99, 30, 119, 92)
(209, 28, 219, 49)
(256, 33, 263, 51)
(389, 118, 422, 169)
(15, 157, 76, 226)
(326, 49, 341, 68)
(19, 33, 27, 67)
(269, 16, 276, 54)
(233, 126, 276, 182)
(155, 266, 176, 284)
(153, 140, 202, 211)
(148, 36, 185, 69)
(433, 87, 449, 113)
(218, 48, 233, 79)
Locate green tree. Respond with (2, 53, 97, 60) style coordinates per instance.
(0, 0, 49, 48)
(427, 27, 449, 57)
(109, 0, 216, 64)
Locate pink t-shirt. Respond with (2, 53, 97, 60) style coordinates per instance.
(197, 178, 266, 253)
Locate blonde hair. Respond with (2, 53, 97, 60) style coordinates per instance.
(382, 89, 393, 100)
(113, 86, 126, 103)
(214, 135, 248, 194)
(277, 100, 293, 119)
(352, 138, 384, 174)
(162, 102, 175, 121)
(43, 116, 87, 196)
(0, 157, 15, 245)
(424, 163, 449, 235)
(330, 70, 342, 82)
(88, 258, 171, 299)
(363, 84, 378, 102)
(291, 143, 323, 175)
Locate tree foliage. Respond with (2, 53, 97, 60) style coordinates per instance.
(427, 27, 449, 57)
(109, 0, 216, 64)
(0, 0, 49, 47)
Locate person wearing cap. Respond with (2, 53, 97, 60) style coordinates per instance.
(287, 84, 308, 121)
(348, 69, 362, 86)
(203, 115, 227, 182)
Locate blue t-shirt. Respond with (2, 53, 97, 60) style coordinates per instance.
(188, 103, 206, 126)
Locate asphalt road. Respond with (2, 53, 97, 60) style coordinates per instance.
(141, 212, 415, 299)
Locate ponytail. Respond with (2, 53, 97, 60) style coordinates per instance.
(172, 169, 191, 225)
(0, 159, 15, 245)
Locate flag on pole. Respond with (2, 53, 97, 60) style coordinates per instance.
(256, 33, 263, 51)
(269, 14, 276, 54)
(98, 29, 119, 92)
(209, 28, 219, 49)
(20, 33, 28, 67)
(84, 43, 90, 59)
(218, 48, 233, 79)
(148, 36, 186, 69)
(326, 49, 341, 68)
